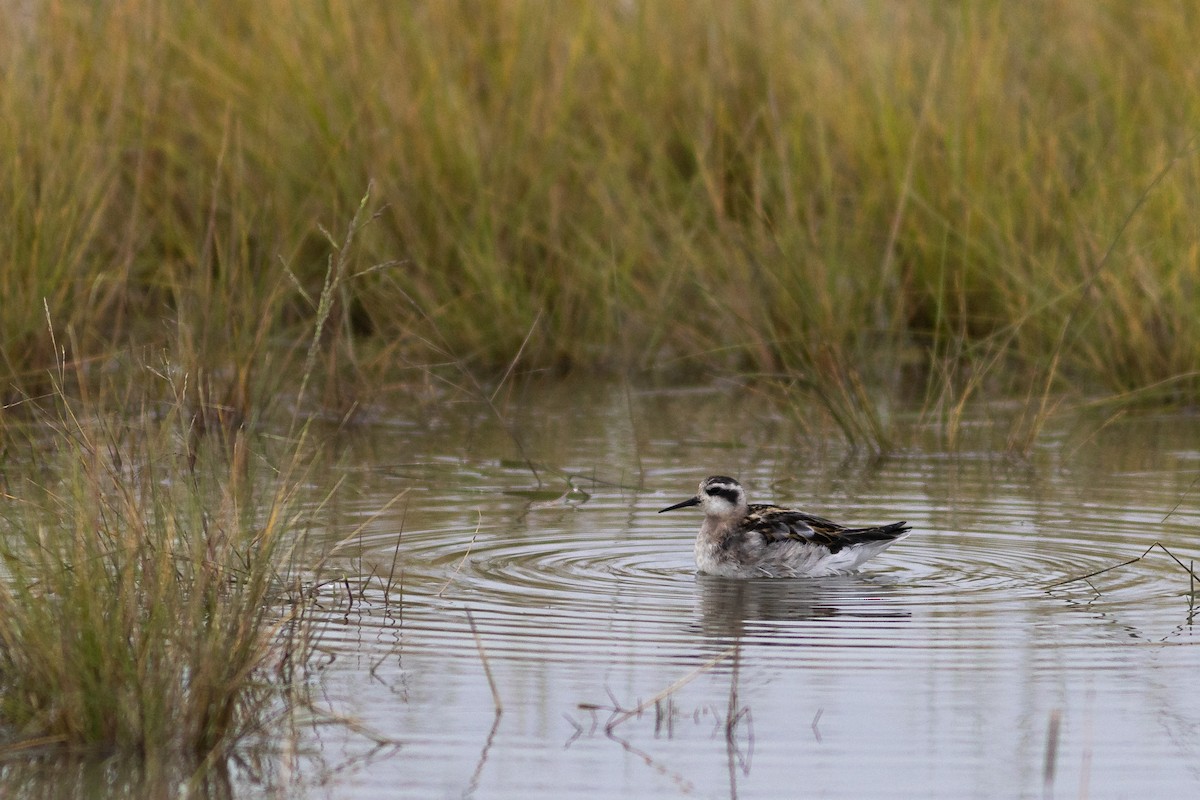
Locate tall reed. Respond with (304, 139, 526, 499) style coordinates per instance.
(3, 2, 1199, 417)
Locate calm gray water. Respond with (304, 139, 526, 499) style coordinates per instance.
(275, 382, 1200, 799)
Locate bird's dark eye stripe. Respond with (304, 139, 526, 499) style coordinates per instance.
(705, 487, 741, 504)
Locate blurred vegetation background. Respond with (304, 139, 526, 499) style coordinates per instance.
(3, 1, 1199, 416)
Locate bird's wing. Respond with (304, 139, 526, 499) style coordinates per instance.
(746, 505, 910, 553)
(745, 505, 849, 549)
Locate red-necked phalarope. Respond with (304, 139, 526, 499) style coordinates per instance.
(659, 475, 912, 578)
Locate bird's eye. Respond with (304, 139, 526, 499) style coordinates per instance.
(704, 487, 722, 496)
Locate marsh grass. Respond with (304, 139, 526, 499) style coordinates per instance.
(0, 189, 381, 774)
(0, 381, 318, 764)
(4, 1, 1200, 442)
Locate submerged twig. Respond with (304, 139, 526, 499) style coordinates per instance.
(562, 713, 584, 748)
(1045, 557, 1142, 590)
(1046, 542, 1200, 592)
(437, 512, 482, 598)
(1189, 560, 1196, 625)
(466, 608, 504, 714)
(1042, 709, 1061, 800)
(602, 646, 737, 733)
(383, 499, 407, 604)
(725, 640, 751, 798)
(725, 642, 742, 748)
(464, 707, 503, 798)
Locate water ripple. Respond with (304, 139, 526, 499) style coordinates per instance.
(318, 480, 1200, 664)
(292, 392, 1200, 800)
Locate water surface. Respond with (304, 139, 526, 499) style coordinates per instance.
(295, 384, 1200, 798)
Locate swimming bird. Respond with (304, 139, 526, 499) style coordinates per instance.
(659, 476, 911, 578)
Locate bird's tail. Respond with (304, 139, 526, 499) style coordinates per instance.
(845, 520, 911, 543)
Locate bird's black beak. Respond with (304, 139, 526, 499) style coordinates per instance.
(658, 496, 701, 513)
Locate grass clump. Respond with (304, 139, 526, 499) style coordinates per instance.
(0, 183, 376, 789)
(0, 367, 321, 767)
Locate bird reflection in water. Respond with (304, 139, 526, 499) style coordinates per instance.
(694, 573, 911, 639)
